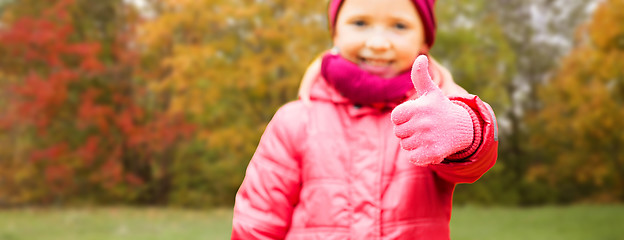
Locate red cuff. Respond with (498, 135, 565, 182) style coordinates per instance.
(446, 100, 483, 160)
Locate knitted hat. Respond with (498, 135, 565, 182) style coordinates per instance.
(327, 0, 437, 49)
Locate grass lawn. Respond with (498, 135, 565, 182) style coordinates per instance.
(449, 204, 624, 240)
(0, 204, 622, 240)
(0, 207, 232, 240)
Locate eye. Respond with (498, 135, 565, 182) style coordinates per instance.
(353, 20, 367, 27)
(394, 22, 407, 30)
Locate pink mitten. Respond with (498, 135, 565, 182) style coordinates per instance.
(391, 55, 475, 166)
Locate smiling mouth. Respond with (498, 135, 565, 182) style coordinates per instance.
(359, 57, 393, 67)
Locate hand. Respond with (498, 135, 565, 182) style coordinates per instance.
(391, 55, 474, 165)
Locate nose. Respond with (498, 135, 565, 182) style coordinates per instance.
(365, 32, 391, 51)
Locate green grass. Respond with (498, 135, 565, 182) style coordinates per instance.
(0, 207, 232, 240)
(450, 204, 624, 240)
(0, 205, 622, 240)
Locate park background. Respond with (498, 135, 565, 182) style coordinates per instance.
(0, 0, 623, 239)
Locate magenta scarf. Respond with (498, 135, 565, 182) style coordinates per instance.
(320, 53, 414, 105)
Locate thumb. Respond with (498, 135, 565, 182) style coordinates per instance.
(411, 55, 440, 98)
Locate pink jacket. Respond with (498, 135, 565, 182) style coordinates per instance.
(232, 68, 498, 239)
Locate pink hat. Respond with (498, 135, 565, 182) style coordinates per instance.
(328, 0, 437, 49)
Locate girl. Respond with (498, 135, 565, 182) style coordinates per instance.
(232, 0, 498, 239)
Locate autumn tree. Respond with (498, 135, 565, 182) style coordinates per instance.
(433, 0, 596, 205)
(136, 0, 329, 206)
(526, 0, 624, 203)
(0, 0, 191, 206)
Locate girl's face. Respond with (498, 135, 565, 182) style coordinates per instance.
(333, 0, 426, 78)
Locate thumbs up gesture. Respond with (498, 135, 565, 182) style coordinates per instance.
(391, 55, 475, 166)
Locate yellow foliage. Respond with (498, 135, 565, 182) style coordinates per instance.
(135, 1, 330, 205)
(528, 0, 624, 200)
(589, 0, 624, 50)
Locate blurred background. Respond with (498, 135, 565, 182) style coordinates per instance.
(0, 0, 623, 238)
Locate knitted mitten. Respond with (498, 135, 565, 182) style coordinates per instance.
(391, 55, 475, 166)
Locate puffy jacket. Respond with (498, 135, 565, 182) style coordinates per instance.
(232, 66, 498, 240)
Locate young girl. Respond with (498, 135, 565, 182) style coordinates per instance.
(231, 0, 498, 239)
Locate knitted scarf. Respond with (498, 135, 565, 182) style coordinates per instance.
(321, 53, 414, 106)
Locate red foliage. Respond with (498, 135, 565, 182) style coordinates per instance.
(77, 89, 114, 134)
(0, 0, 193, 203)
(76, 136, 99, 165)
(30, 142, 69, 163)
